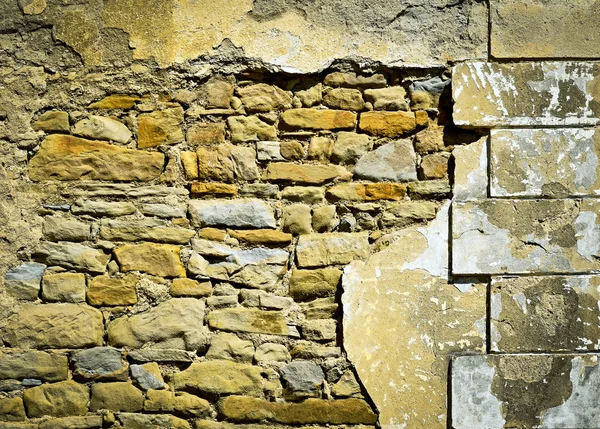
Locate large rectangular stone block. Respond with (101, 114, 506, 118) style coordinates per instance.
(452, 354, 600, 429)
(453, 61, 600, 127)
(452, 199, 600, 274)
(491, 128, 600, 197)
(491, 276, 600, 352)
(491, 0, 600, 59)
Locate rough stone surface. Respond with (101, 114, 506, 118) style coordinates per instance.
(32, 111, 69, 132)
(206, 333, 254, 363)
(34, 242, 109, 274)
(326, 183, 406, 201)
(452, 354, 600, 429)
(38, 416, 103, 429)
(453, 61, 600, 127)
(90, 382, 144, 412)
(354, 140, 417, 182)
(4, 262, 45, 301)
(72, 347, 128, 381)
(264, 163, 350, 184)
(491, 276, 600, 352)
(41, 272, 86, 303)
(131, 362, 165, 390)
(323, 88, 365, 111)
(331, 132, 371, 165)
(145, 390, 210, 418)
(237, 84, 292, 113)
(452, 199, 600, 274)
(0, 350, 68, 382)
(280, 109, 356, 130)
(108, 298, 206, 350)
(87, 275, 138, 306)
(282, 204, 312, 235)
(114, 243, 185, 277)
(28, 135, 164, 181)
(219, 396, 377, 425)
(491, 128, 600, 197)
(296, 233, 370, 268)
(227, 116, 276, 143)
(170, 278, 212, 297)
(343, 203, 486, 428)
(99, 220, 195, 244)
(23, 381, 89, 418)
(0, 397, 25, 422)
(289, 268, 342, 301)
(71, 200, 136, 217)
(254, 343, 291, 363)
(1, 304, 104, 349)
(491, 0, 600, 59)
(453, 136, 488, 201)
(73, 115, 132, 143)
(43, 217, 91, 242)
(137, 107, 184, 148)
(171, 360, 263, 396)
(364, 86, 408, 111)
(189, 199, 276, 229)
(187, 123, 226, 147)
(207, 308, 289, 335)
(358, 111, 416, 137)
(116, 413, 190, 429)
(280, 361, 324, 399)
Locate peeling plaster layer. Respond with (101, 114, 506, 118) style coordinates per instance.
(343, 203, 486, 428)
(453, 136, 488, 201)
(491, 128, 600, 197)
(491, 276, 600, 352)
(452, 199, 600, 275)
(1, 0, 488, 71)
(452, 354, 600, 429)
(452, 62, 600, 127)
(491, 0, 600, 59)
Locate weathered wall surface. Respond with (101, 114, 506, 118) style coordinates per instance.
(2, 1, 600, 428)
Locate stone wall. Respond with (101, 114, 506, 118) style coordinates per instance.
(1, 1, 600, 429)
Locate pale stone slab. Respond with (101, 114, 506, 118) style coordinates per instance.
(453, 61, 600, 127)
(453, 136, 488, 201)
(452, 354, 600, 429)
(188, 199, 276, 229)
(343, 203, 486, 428)
(491, 128, 600, 197)
(452, 199, 600, 274)
(491, 276, 600, 352)
(491, 0, 600, 59)
(296, 232, 370, 268)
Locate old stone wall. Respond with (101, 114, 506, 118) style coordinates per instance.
(1, 1, 600, 429)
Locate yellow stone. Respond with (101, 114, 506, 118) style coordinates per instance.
(88, 275, 138, 306)
(137, 107, 184, 148)
(114, 243, 186, 277)
(264, 163, 350, 184)
(227, 229, 292, 245)
(191, 182, 237, 198)
(359, 111, 416, 137)
(326, 183, 406, 201)
(280, 109, 357, 130)
(170, 278, 212, 297)
(88, 94, 144, 109)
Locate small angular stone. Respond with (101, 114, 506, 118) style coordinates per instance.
(0, 397, 25, 422)
(114, 243, 185, 278)
(408, 180, 451, 199)
(90, 382, 143, 412)
(296, 233, 370, 268)
(324, 72, 386, 89)
(28, 135, 164, 182)
(23, 381, 89, 418)
(380, 201, 438, 228)
(171, 360, 263, 396)
(72, 347, 128, 381)
(87, 275, 138, 306)
(127, 349, 193, 363)
(332, 370, 361, 397)
(282, 204, 312, 235)
(414, 125, 445, 153)
(453, 136, 488, 201)
(289, 268, 342, 301)
(34, 242, 110, 273)
(206, 333, 254, 363)
(295, 83, 322, 107)
(207, 308, 289, 335)
(180, 151, 199, 180)
(202, 76, 234, 109)
(281, 361, 324, 400)
(137, 107, 184, 148)
(364, 86, 408, 111)
(32, 111, 70, 132)
(254, 343, 290, 363)
(359, 111, 416, 137)
(312, 205, 338, 233)
(302, 319, 337, 341)
(227, 116, 277, 143)
(1, 304, 103, 349)
(420, 152, 450, 179)
(4, 262, 46, 301)
(191, 183, 237, 198)
(302, 297, 338, 320)
(188, 199, 276, 229)
(256, 141, 284, 161)
(331, 132, 371, 165)
(186, 123, 226, 146)
(73, 116, 132, 143)
(281, 186, 325, 204)
(307, 136, 333, 162)
(323, 88, 364, 111)
(131, 362, 165, 390)
(108, 298, 206, 350)
(239, 183, 279, 199)
(280, 109, 356, 130)
(354, 140, 417, 182)
(279, 140, 305, 160)
(41, 272, 86, 303)
(290, 344, 341, 359)
(237, 84, 292, 113)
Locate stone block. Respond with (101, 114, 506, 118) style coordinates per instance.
(358, 111, 416, 137)
(323, 72, 386, 89)
(28, 135, 164, 181)
(188, 199, 276, 229)
(99, 220, 195, 244)
(115, 413, 190, 429)
(326, 183, 406, 201)
(169, 278, 212, 297)
(227, 116, 276, 143)
(0, 349, 67, 382)
(73, 115, 132, 143)
(323, 88, 364, 111)
(114, 243, 185, 278)
(205, 333, 254, 363)
(23, 381, 89, 418)
(87, 275, 138, 306)
(186, 123, 226, 146)
(171, 360, 263, 396)
(452, 354, 600, 429)
(131, 362, 164, 390)
(453, 61, 600, 127)
(491, 0, 600, 59)
(491, 128, 600, 197)
(38, 416, 103, 429)
(280, 361, 324, 400)
(72, 347, 128, 381)
(108, 298, 206, 350)
(453, 136, 488, 201)
(264, 162, 350, 184)
(331, 131, 371, 165)
(43, 217, 91, 242)
(452, 199, 600, 274)
(353, 140, 417, 182)
(207, 308, 289, 335)
(237, 83, 292, 113)
(4, 262, 45, 301)
(90, 382, 143, 412)
(280, 109, 357, 130)
(41, 272, 86, 303)
(289, 268, 342, 301)
(491, 276, 600, 352)
(1, 304, 103, 349)
(32, 111, 70, 132)
(137, 107, 184, 148)
(296, 233, 370, 268)
(71, 200, 136, 217)
(364, 86, 408, 111)
(144, 390, 210, 418)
